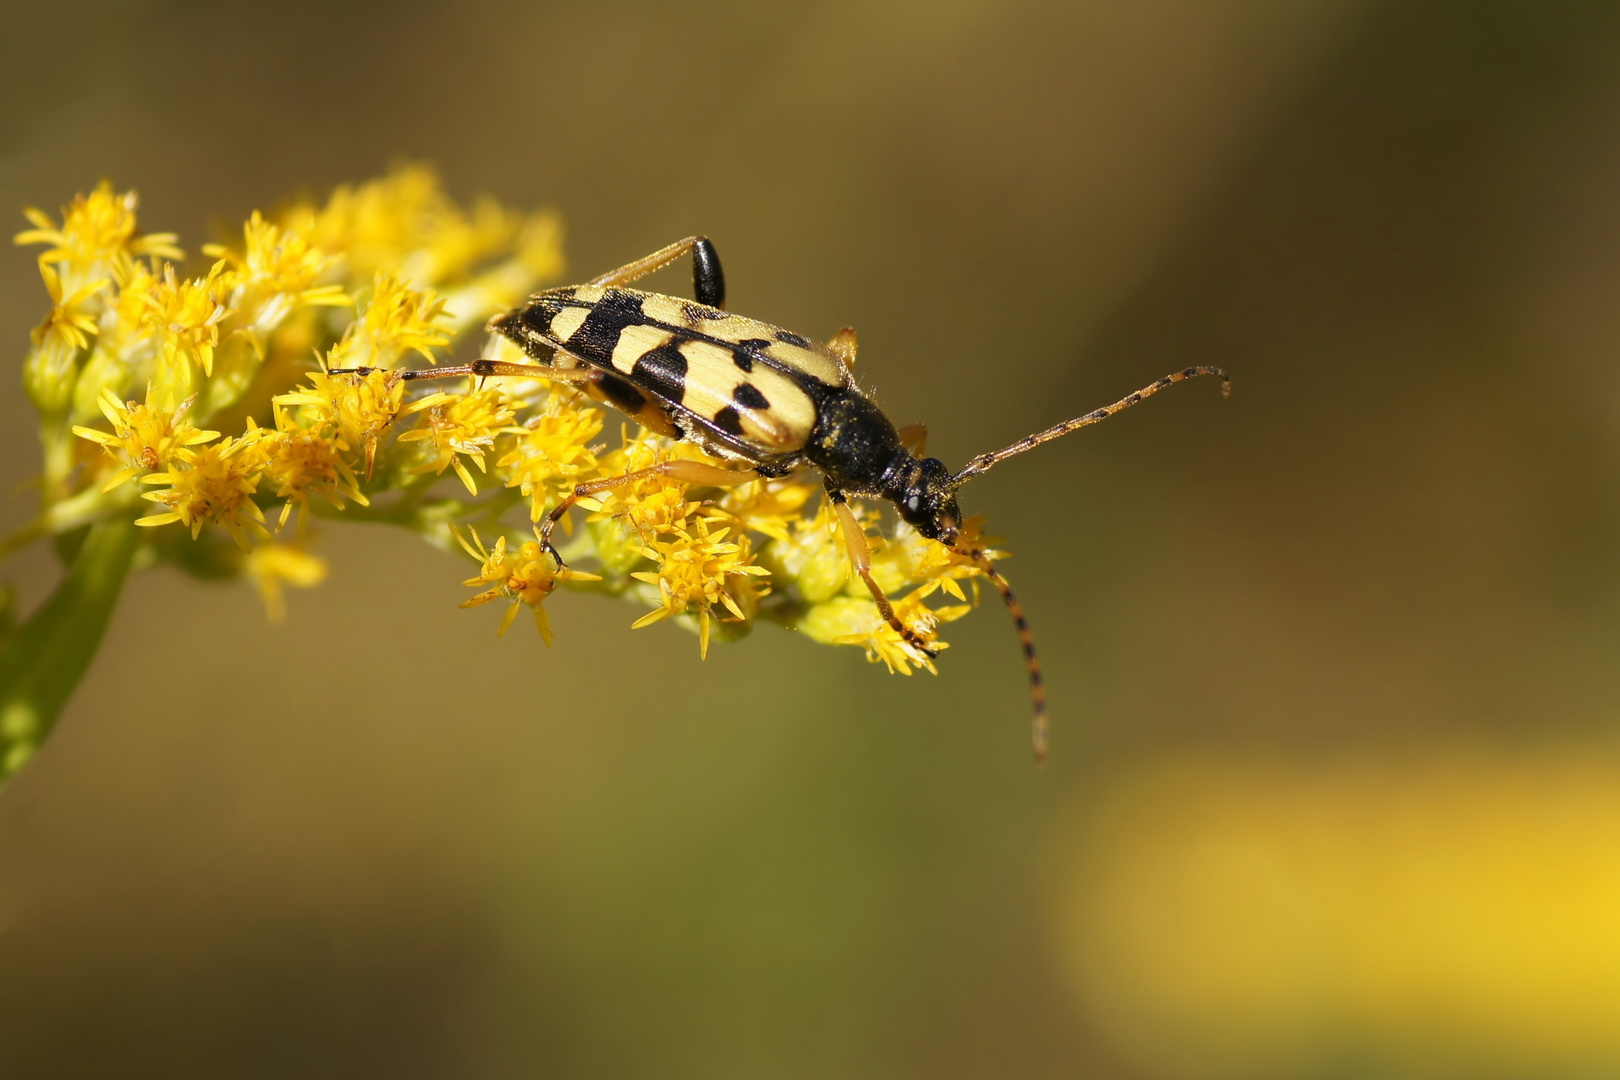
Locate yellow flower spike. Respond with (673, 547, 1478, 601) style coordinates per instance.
(399, 385, 520, 494)
(496, 389, 604, 521)
(246, 542, 328, 623)
(139, 261, 236, 377)
(73, 387, 220, 492)
(14, 172, 1021, 697)
(137, 431, 271, 547)
(628, 516, 770, 659)
(274, 368, 405, 480)
(454, 527, 600, 645)
(14, 181, 182, 292)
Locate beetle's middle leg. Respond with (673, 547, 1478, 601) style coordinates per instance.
(827, 488, 940, 660)
(538, 459, 761, 565)
(589, 236, 726, 309)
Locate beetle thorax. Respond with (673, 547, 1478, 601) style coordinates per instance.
(804, 388, 905, 492)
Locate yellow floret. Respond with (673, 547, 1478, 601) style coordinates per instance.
(326, 271, 450, 371)
(274, 369, 405, 479)
(629, 515, 770, 658)
(399, 385, 520, 494)
(246, 542, 328, 622)
(203, 211, 349, 334)
(139, 261, 236, 378)
(14, 181, 182, 294)
(258, 424, 368, 533)
(496, 389, 604, 521)
(137, 432, 271, 547)
(31, 263, 107, 351)
(455, 527, 600, 644)
(72, 387, 220, 492)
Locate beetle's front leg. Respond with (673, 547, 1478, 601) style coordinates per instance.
(325, 360, 597, 386)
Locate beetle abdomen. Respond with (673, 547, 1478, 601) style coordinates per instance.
(505, 286, 853, 458)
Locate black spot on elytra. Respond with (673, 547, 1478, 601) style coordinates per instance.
(632, 343, 688, 404)
(597, 373, 647, 414)
(733, 382, 770, 410)
(713, 406, 744, 436)
(569, 290, 645, 360)
(733, 338, 771, 372)
(776, 329, 812, 349)
(518, 300, 558, 336)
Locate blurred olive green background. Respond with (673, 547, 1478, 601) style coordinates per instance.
(6, 0, 1620, 1076)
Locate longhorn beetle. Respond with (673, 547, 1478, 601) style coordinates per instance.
(333, 237, 1228, 761)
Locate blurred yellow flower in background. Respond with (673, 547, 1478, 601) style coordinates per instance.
(1049, 748, 1620, 1079)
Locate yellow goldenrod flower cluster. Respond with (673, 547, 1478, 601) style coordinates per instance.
(2, 166, 1001, 772)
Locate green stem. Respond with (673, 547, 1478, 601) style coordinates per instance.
(38, 411, 75, 505)
(0, 518, 139, 778)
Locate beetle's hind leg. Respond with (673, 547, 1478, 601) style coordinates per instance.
(827, 489, 941, 661)
(538, 459, 761, 565)
(590, 236, 726, 309)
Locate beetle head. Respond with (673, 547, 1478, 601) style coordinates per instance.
(894, 456, 962, 543)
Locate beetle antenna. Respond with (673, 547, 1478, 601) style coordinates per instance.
(958, 545, 1047, 763)
(951, 366, 1229, 487)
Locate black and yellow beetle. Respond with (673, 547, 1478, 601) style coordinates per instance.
(336, 237, 1228, 760)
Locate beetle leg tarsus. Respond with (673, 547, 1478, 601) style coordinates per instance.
(537, 492, 582, 568)
(828, 488, 940, 660)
